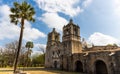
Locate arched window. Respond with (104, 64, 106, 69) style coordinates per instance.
(48, 35, 51, 41)
(66, 30, 69, 35)
(55, 35, 58, 41)
(53, 51, 55, 55)
(74, 28, 78, 35)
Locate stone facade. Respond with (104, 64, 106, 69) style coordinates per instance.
(45, 19, 120, 74)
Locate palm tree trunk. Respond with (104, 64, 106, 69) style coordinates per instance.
(14, 18, 24, 73)
(26, 48, 29, 67)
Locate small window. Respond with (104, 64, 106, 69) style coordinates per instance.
(53, 51, 55, 55)
(74, 29, 77, 35)
(66, 29, 70, 35)
(58, 50, 60, 54)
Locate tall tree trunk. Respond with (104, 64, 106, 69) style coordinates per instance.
(14, 18, 24, 73)
(26, 48, 30, 67)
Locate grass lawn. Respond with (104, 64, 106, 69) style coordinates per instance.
(0, 67, 84, 74)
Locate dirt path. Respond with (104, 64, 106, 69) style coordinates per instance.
(0, 67, 84, 74)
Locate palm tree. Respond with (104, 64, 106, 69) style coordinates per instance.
(25, 41, 33, 67)
(9, 1, 35, 73)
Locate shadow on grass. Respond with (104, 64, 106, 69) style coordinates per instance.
(0, 67, 85, 74)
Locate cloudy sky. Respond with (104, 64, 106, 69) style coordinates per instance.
(0, 0, 120, 53)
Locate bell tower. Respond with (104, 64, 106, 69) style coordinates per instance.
(47, 28, 60, 46)
(62, 19, 82, 54)
(45, 28, 60, 68)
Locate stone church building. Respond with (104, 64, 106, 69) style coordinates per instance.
(45, 19, 120, 74)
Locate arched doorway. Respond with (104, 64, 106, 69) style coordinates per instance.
(54, 61, 57, 68)
(95, 60, 108, 74)
(75, 60, 83, 72)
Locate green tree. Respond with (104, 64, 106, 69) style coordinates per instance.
(39, 46, 45, 65)
(25, 41, 33, 67)
(31, 54, 45, 67)
(9, 1, 35, 73)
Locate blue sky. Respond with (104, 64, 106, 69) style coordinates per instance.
(0, 0, 120, 53)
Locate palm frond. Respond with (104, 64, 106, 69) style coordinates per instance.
(9, 1, 35, 25)
(14, 2, 19, 8)
(26, 41, 34, 48)
(10, 8, 16, 13)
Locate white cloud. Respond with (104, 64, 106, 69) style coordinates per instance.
(34, 0, 92, 31)
(24, 27, 46, 41)
(34, 0, 83, 17)
(0, 5, 19, 40)
(112, 0, 120, 16)
(0, 5, 46, 41)
(32, 43, 46, 55)
(88, 32, 120, 46)
(83, 0, 92, 8)
(40, 12, 68, 31)
(34, 43, 46, 51)
(0, 5, 10, 19)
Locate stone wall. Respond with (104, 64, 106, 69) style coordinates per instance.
(70, 50, 120, 74)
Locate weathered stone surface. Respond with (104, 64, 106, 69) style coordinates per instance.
(45, 19, 120, 74)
